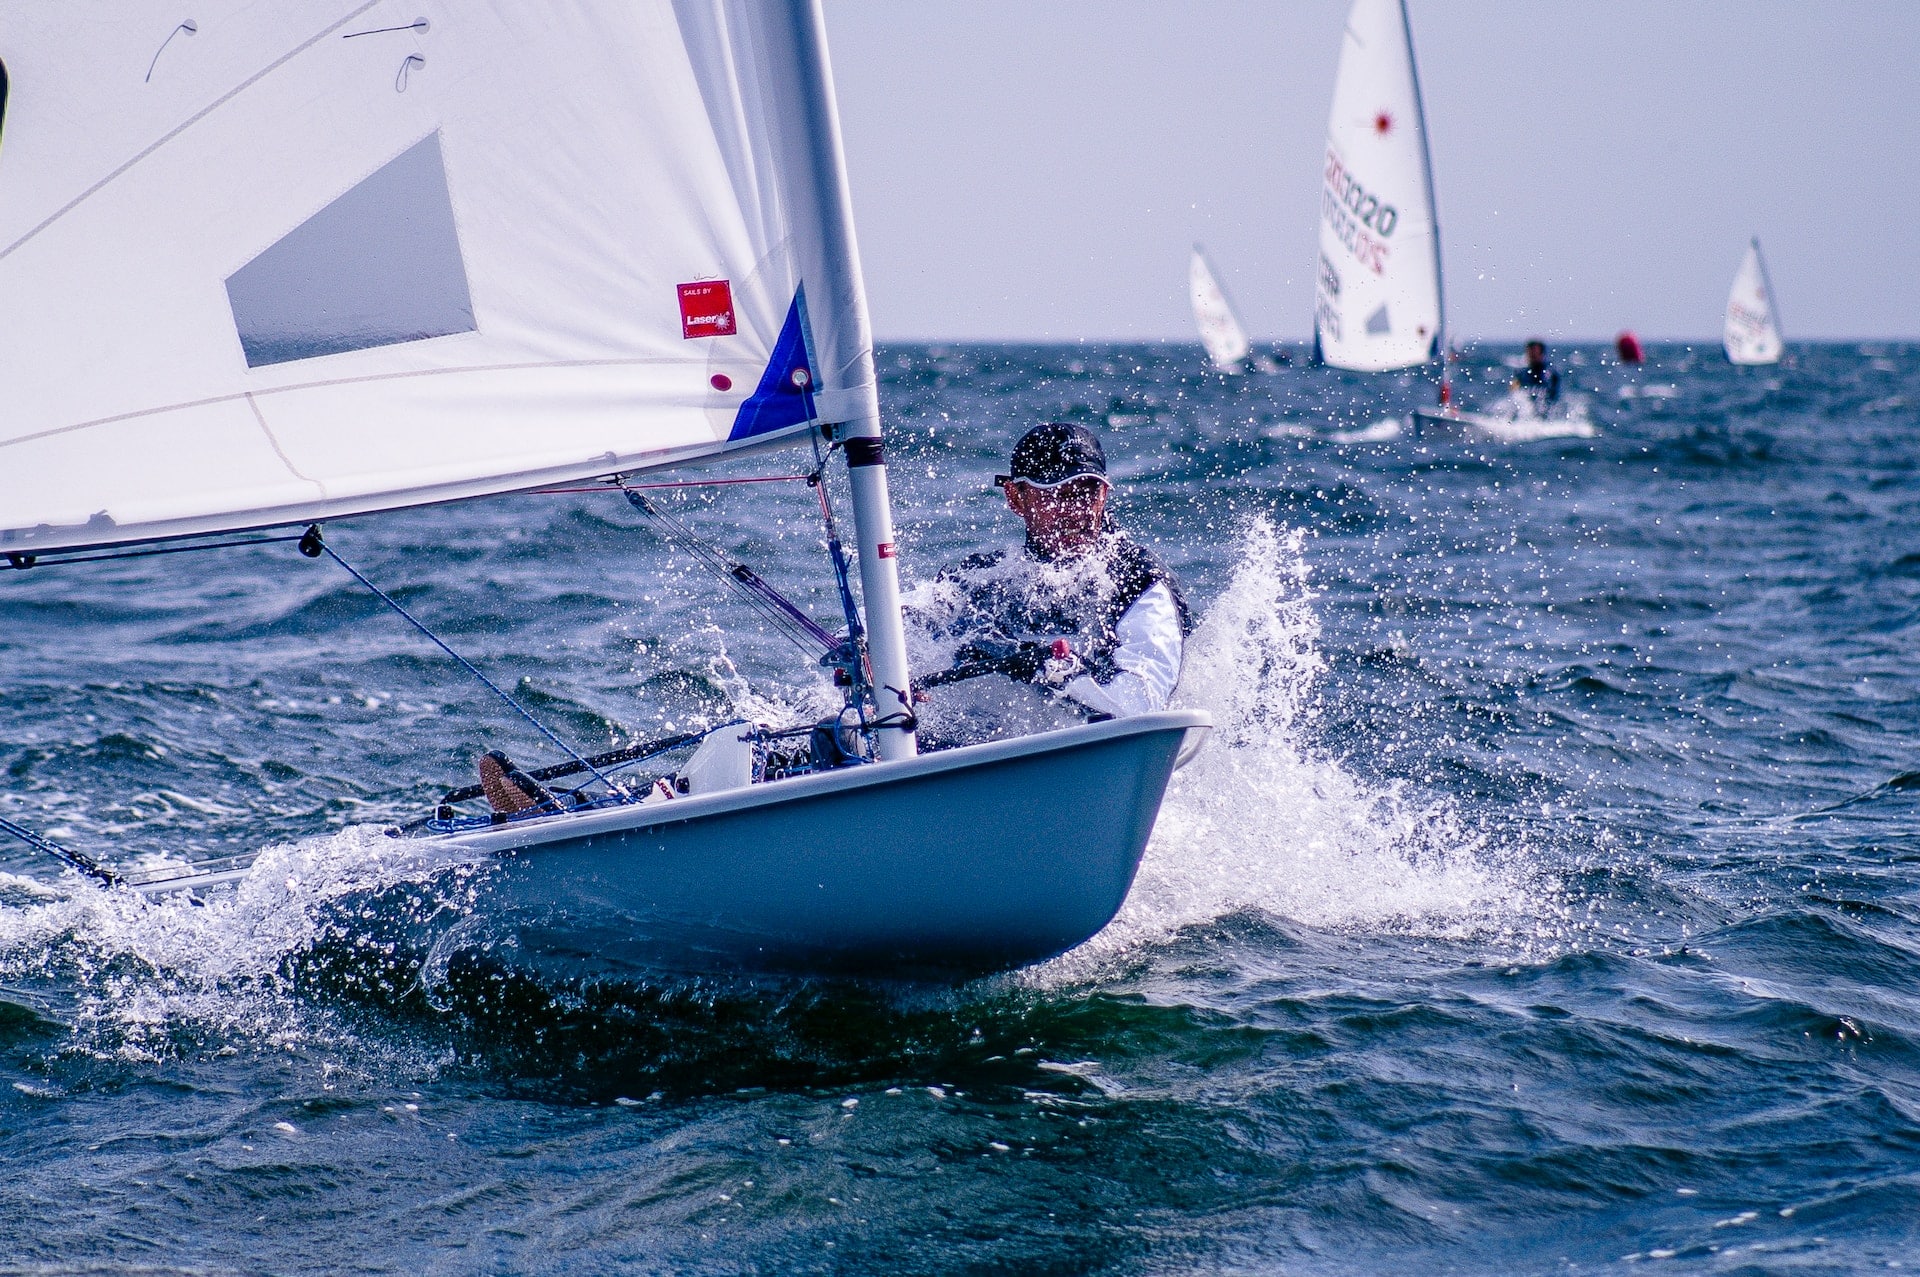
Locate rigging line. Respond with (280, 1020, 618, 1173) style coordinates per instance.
(0, 814, 122, 888)
(622, 489, 835, 654)
(531, 475, 808, 496)
(2, 532, 308, 572)
(308, 531, 621, 796)
(343, 19, 430, 38)
(807, 426, 865, 648)
(629, 493, 827, 649)
(669, 539, 827, 655)
(802, 393, 877, 720)
(145, 20, 199, 83)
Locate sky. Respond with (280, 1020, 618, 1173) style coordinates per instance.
(823, 2, 1920, 344)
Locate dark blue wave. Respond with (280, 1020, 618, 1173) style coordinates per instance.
(3, 342, 1920, 1271)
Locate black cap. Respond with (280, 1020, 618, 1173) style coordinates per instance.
(995, 422, 1108, 489)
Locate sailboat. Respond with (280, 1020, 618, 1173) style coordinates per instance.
(1311, 0, 1589, 441)
(0, 2, 1207, 977)
(1189, 245, 1280, 374)
(1724, 237, 1784, 366)
(1311, 0, 1443, 376)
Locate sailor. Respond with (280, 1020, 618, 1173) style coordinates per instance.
(918, 422, 1190, 722)
(1513, 339, 1561, 411)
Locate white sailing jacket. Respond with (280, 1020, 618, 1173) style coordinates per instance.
(922, 528, 1192, 719)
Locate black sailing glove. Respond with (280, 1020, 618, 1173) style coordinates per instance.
(951, 637, 1046, 683)
(952, 637, 1080, 686)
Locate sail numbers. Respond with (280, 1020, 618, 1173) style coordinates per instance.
(1321, 148, 1398, 276)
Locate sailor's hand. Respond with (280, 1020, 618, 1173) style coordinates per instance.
(1035, 638, 1083, 688)
(951, 637, 1037, 681)
(1013, 641, 1060, 683)
(946, 637, 1080, 686)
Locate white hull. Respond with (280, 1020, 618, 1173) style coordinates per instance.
(1412, 393, 1595, 442)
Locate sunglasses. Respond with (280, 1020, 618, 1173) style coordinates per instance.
(993, 474, 1110, 493)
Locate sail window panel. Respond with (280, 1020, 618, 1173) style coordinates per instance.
(225, 132, 475, 368)
(0, 57, 9, 154)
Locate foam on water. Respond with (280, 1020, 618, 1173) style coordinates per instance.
(1329, 416, 1408, 443)
(0, 826, 471, 1061)
(1036, 518, 1555, 982)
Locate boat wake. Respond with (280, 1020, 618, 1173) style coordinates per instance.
(0, 826, 477, 1063)
(1330, 416, 1407, 443)
(1033, 517, 1558, 984)
(1414, 391, 1598, 442)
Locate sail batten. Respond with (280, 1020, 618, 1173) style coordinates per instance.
(1313, 0, 1443, 373)
(0, 1, 877, 555)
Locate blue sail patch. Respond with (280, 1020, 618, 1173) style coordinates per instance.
(727, 290, 814, 442)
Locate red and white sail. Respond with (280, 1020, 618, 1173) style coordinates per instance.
(1313, 0, 1443, 372)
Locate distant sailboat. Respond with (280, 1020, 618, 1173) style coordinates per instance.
(1191, 246, 1251, 371)
(1312, 0, 1443, 374)
(1189, 246, 1279, 373)
(1308, 0, 1596, 441)
(1724, 238, 1784, 365)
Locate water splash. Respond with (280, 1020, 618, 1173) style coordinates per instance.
(0, 827, 473, 1062)
(1038, 518, 1554, 980)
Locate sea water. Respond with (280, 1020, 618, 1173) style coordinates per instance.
(1, 343, 1917, 1273)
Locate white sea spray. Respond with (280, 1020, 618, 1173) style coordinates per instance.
(0, 826, 471, 1063)
(1033, 517, 1560, 984)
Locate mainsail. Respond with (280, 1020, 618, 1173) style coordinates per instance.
(0, 1, 884, 556)
(1189, 246, 1252, 372)
(1724, 237, 1783, 366)
(1312, 0, 1443, 372)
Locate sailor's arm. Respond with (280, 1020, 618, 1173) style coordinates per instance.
(1062, 581, 1184, 718)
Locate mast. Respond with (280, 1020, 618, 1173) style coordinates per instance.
(1398, 0, 1448, 396)
(783, 1, 917, 759)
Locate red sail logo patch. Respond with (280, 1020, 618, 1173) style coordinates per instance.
(678, 280, 735, 339)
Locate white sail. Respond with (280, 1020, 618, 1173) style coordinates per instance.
(1724, 237, 1783, 365)
(1313, 0, 1443, 373)
(0, 1, 882, 555)
(1189, 246, 1252, 371)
